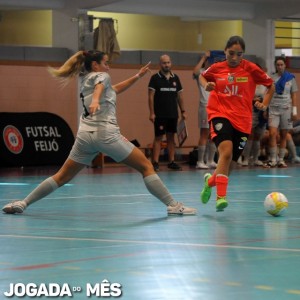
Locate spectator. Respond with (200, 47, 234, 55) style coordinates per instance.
(193, 51, 219, 169)
(148, 54, 186, 171)
(286, 132, 300, 163)
(240, 81, 268, 167)
(267, 56, 298, 168)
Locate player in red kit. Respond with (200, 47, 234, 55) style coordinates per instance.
(199, 36, 274, 211)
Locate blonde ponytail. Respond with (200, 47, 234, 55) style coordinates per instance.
(48, 50, 106, 86)
(48, 50, 85, 81)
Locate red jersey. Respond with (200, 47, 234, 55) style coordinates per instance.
(202, 59, 273, 134)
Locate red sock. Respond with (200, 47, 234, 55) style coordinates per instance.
(216, 174, 228, 198)
(208, 172, 216, 187)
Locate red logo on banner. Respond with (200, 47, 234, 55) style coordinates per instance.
(3, 125, 24, 154)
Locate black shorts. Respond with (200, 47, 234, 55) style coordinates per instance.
(210, 117, 249, 162)
(154, 117, 178, 137)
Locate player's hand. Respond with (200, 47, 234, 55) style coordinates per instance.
(253, 96, 263, 103)
(204, 51, 210, 58)
(149, 114, 155, 123)
(136, 62, 151, 79)
(89, 102, 100, 114)
(254, 101, 267, 111)
(205, 82, 216, 91)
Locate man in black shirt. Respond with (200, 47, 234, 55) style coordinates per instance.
(148, 55, 187, 171)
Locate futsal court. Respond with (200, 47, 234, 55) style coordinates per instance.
(1, 163, 300, 300)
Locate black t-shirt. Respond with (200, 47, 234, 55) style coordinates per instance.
(148, 71, 183, 118)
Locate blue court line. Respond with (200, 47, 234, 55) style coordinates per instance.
(257, 175, 291, 178)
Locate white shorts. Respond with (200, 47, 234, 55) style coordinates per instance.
(68, 123, 135, 165)
(268, 106, 293, 130)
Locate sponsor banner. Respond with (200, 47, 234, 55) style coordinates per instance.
(0, 112, 74, 167)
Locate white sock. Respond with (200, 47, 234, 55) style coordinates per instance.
(207, 142, 216, 163)
(252, 141, 261, 161)
(287, 139, 297, 159)
(24, 177, 59, 206)
(143, 174, 177, 207)
(197, 145, 206, 162)
(269, 147, 277, 162)
(278, 148, 286, 161)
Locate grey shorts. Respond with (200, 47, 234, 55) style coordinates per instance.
(198, 102, 209, 129)
(268, 106, 293, 130)
(68, 124, 135, 165)
(252, 111, 266, 136)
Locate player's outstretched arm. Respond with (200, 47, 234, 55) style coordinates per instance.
(113, 62, 151, 94)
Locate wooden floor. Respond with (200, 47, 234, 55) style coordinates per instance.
(1, 163, 300, 300)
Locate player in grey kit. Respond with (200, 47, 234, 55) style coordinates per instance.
(2, 50, 196, 216)
(267, 56, 298, 168)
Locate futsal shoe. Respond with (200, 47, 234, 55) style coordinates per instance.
(167, 161, 182, 171)
(216, 197, 228, 212)
(152, 161, 159, 172)
(254, 160, 263, 166)
(208, 161, 217, 169)
(241, 159, 249, 166)
(277, 161, 287, 168)
(167, 202, 197, 215)
(201, 173, 212, 204)
(291, 156, 300, 163)
(196, 161, 209, 169)
(263, 161, 277, 168)
(2, 200, 27, 214)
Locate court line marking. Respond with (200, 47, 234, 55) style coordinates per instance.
(2, 235, 300, 295)
(287, 289, 300, 295)
(1, 234, 300, 253)
(254, 285, 274, 291)
(2, 184, 300, 202)
(2, 187, 300, 202)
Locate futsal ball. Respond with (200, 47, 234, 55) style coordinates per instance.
(264, 192, 288, 217)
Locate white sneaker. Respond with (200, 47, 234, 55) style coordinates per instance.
(167, 202, 197, 215)
(277, 161, 287, 168)
(291, 156, 300, 163)
(264, 161, 277, 168)
(237, 156, 243, 165)
(254, 160, 263, 166)
(2, 200, 27, 214)
(241, 159, 249, 166)
(208, 161, 217, 168)
(196, 161, 209, 169)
